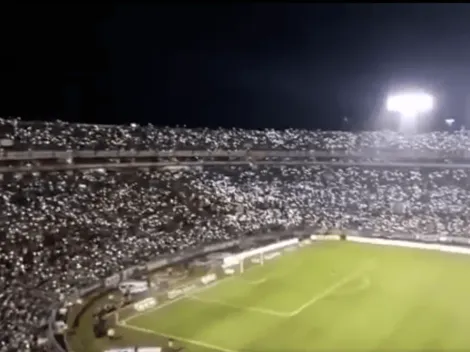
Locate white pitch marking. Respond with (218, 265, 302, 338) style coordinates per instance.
(124, 259, 271, 323)
(187, 294, 290, 317)
(288, 263, 373, 317)
(118, 322, 237, 352)
(124, 244, 308, 323)
(240, 278, 267, 285)
(124, 293, 189, 323)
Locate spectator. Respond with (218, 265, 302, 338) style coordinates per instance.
(2, 117, 470, 153)
(2, 119, 470, 351)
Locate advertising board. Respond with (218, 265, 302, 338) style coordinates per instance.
(104, 274, 120, 288)
(133, 297, 157, 312)
(251, 251, 281, 263)
(167, 284, 197, 300)
(200, 273, 217, 285)
(106, 348, 161, 352)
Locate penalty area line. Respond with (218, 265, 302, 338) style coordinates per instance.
(123, 254, 272, 324)
(123, 293, 189, 324)
(187, 295, 290, 317)
(238, 278, 267, 285)
(118, 322, 238, 352)
(288, 262, 374, 317)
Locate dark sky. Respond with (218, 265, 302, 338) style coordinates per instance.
(2, 4, 470, 130)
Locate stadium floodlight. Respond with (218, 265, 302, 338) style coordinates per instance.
(445, 118, 455, 127)
(386, 92, 434, 119)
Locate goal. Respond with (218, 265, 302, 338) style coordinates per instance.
(220, 251, 264, 280)
(222, 238, 298, 276)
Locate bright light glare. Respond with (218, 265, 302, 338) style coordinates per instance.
(386, 92, 434, 118)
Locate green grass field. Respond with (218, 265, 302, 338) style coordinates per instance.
(106, 242, 470, 352)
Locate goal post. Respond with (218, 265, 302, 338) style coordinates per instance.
(221, 250, 266, 277)
(222, 238, 299, 276)
(239, 251, 264, 274)
(111, 239, 301, 328)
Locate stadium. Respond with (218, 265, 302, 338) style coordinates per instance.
(4, 115, 470, 352)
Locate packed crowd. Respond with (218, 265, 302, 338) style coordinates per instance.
(1, 117, 470, 153)
(2, 162, 470, 351)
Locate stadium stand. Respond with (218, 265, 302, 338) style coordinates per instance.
(2, 117, 470, 153)
(1, 118, 470, 351)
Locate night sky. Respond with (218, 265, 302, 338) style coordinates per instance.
(2, 4, 470, 131)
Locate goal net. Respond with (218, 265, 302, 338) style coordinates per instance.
(221, 238, 299, 278)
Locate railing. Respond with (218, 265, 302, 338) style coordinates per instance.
(3, 159, 470, 173)
(2, 148, 470, 161)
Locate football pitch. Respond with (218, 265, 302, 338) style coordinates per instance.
(118, 242, 470, 351)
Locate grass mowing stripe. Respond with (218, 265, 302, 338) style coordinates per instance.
(119, 322, 237, 352)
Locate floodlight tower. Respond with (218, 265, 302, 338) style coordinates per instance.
(386, 92, 434, 133)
